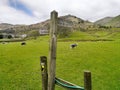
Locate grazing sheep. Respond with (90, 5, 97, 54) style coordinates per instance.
(70, 43, 78, 48)
(21, 42, 26, 45)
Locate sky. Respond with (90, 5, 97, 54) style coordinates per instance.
(0, 0, 120, 25)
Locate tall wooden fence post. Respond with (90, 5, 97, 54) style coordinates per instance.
(40, 56, 48, 90)
(84, 71, 92, 90)
(48, 11, 58, 90)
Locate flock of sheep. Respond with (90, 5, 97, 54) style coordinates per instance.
(1, 41, 78, 49)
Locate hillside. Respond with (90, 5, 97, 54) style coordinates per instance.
(0, 23, 14, 30)
(95, 15, 120, 27)
(0, 15, 93, 34)
(94, 17, 113, 26)
(106, 15, 120, 27)
(26, 14, 93, 33)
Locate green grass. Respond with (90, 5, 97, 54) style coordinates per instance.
(87, 28, 120, 40)
(0, 36, 120, 90)
(58, 31, 96, 41)
(58, 29, 120, 41)
(56, 41, 120, 90)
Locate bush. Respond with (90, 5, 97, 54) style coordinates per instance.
(28, 30, 40, 39)
(8, 35, 13, 39)
(58, 26, 72, 38)
(0, 34, 3, 39)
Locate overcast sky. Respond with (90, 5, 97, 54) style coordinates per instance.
(0, 0, 120, 25)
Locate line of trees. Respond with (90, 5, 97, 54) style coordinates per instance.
(0, 34, 13, 39)
(0, 34, 3, 39)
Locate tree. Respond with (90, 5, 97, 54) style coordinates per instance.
(8, 35, 13, 39)
(0, 34, 3, 39)
(28, 30, 40, 39)
(58, 26, 72, 38)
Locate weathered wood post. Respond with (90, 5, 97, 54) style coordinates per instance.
(48, 11, 58, 90)
(40, 56, 48, 90)
(84, 71, 92, 90)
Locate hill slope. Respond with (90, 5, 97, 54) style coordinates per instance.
(95, 15, 120, 27)
(106, 15, 120, 27)
(94, 17, 113, 26)
(0, 15, 93, 34)
(0, 23, 14, 30)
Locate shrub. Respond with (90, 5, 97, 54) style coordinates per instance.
(0, 34, 3, 39)
(28, 30, 40, 39)
(58, 26, 72, 38)
(8, 35, 13, 39)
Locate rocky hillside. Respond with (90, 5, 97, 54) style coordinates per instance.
(25, 14, 93, 33)
(95, 15, 120, 27)
(0, 23, 14, 30)
(0, 15, 93, 34)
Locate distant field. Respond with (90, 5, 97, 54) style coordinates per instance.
(0, 35, 120, 90)
(59, 28, 120, 42)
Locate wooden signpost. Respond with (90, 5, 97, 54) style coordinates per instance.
(48, 10, 58, 90)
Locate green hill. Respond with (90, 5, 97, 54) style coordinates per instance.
(94, 17, 113, 26)
(95, 15, 120, 27)
(106, 15, 120, 27)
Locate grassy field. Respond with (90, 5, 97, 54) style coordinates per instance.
(0, 35, 120, 90)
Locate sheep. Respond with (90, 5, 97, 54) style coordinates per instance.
(70, 43, 78, 48)
(21, 42, 26, 45)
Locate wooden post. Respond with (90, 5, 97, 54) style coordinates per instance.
(84, 71, 92, 90)
(40, 56, 48, 90)
(48, 11, 58, 90)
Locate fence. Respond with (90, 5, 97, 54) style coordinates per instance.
(40, 11, 92, 90)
